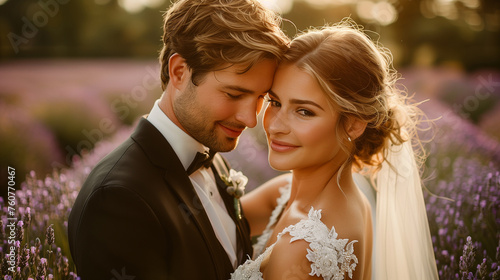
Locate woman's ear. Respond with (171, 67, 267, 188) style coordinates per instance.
(346, 117, 367, 141)
(168, 53, 190, 90)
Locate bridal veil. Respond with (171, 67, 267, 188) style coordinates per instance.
(375, 140, 438, 279)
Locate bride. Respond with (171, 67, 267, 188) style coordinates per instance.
(231, 21, 439, 279)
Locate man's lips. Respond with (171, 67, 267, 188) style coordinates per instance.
(219, 124, 244, 138)
(269, 139, 300, 152)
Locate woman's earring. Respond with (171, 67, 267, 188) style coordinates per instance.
(348, 136, 352, 142)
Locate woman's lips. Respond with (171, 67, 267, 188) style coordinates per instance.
(219, 124, 244, 138)
(269, 139, 299, 152)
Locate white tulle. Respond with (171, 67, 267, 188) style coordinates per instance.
(375, 141, 438, 279)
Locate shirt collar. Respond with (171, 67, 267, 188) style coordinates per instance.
(147, 99, 207, 171)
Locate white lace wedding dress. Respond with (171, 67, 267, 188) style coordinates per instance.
(231, 142, 440, 280)
(230, 183, 359, 280)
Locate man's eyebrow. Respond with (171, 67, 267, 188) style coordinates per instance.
(268, 90, 324, 111)
(221, 85, 254, 94)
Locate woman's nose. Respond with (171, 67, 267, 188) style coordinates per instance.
(264, 107, 289, 135)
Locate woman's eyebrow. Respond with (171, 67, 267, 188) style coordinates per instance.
(269, 90, 324, 111)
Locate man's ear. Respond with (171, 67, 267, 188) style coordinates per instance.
(168, 53, 190, 90)
(346, 117, 367, 141)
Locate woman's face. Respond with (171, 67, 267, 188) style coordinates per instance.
(263, 63, 348, 172)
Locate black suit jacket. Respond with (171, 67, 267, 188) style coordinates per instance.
(68, 118, 253, 279)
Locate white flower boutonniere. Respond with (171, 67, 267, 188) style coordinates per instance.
(221, 169, 248, 220)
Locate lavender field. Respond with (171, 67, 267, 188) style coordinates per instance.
(0, 60, 499, 279)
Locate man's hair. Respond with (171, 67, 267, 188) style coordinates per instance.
(159, 0, 290, 90)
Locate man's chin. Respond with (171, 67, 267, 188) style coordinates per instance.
(212, 137, 239, 153)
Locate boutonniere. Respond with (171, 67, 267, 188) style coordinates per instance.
(221, 169, 248, 220)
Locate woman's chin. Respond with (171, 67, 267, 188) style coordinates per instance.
(268, 158, 294, 171)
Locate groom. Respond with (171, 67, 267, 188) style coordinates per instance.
(67, 0, 289, 279)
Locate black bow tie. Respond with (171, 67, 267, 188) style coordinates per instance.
(186, 150, 215, 175)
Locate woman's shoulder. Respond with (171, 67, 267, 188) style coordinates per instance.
(297, 187, 371, 278)
(263, 207, 359, 279)
(281, 207, 359, 249)
(320, 179, 372, 232)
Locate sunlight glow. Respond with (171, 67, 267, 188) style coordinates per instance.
(304, 0, 336, 9)
(304, 0, 359, 8)
(356, 1, 398, 26)
(258, 0, 293, 14)
(118, 0, 165, 14)
(372, 2, 398, 26)
(420, 0, 483, 29)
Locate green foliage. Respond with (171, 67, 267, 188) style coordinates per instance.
(0, 0, 498, 70)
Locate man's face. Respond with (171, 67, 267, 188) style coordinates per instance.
(174, 59, 277, 152)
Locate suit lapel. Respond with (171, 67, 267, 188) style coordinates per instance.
(212, 157, 253, 264)
(131, 118, 233, 272)
(212, 162, 236, 220)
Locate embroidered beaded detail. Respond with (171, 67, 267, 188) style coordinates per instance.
(230, 243, 275, 280)
(230, 207, 358, 280)
(279, 207, 358, 279)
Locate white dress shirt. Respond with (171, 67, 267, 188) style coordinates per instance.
(147, 99, 238, 268)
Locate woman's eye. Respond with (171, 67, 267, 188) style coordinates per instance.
(267, 99, 281, 107)
(297, 109, 315, 117)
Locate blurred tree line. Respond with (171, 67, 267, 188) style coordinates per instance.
(0, 0, 499, 70)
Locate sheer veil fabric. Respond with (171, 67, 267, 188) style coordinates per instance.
(375, 141, 439, 279)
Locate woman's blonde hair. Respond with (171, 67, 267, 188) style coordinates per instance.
(285, 19, 427, 173)
(159, 0, 290, 89)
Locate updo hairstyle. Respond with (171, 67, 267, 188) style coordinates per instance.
(284, 19, 426, 173)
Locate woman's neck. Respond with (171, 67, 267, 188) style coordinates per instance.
(288, 160, 354, 211)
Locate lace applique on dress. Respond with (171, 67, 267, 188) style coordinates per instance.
(278, 207, 358, 280)
(230, 207, 358, 280)
(230, 243, 276, 280)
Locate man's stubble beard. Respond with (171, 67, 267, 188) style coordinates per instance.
(173, 83, 239, 152)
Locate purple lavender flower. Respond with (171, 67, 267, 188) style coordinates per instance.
(18, 245, 29, 270)
(36, 258, 48, 280)
(22, 207, 31, 227)
(15, 221, 24, 243)
(419, 93, 500, 279)
(460, 236, 476, 278)
(492, 266, 500, 279)
(476, 258, 488, 279)
(45, 224, 55, 249)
